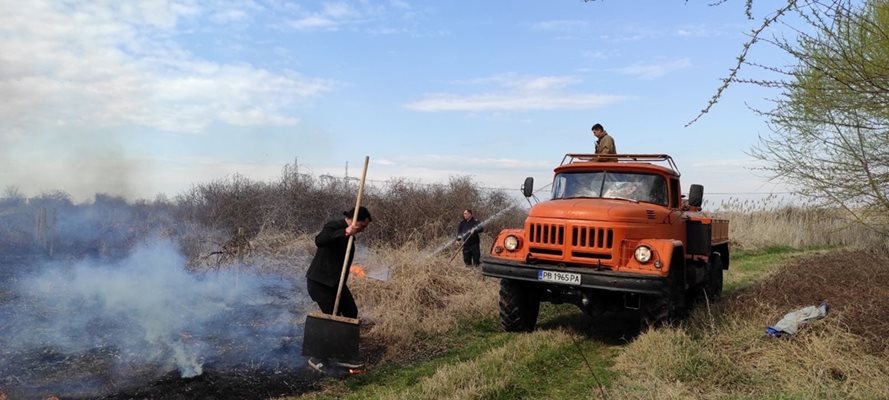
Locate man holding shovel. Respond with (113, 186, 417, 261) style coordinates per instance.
(307, 206, 372, 318)
(305, 206, 372, 371)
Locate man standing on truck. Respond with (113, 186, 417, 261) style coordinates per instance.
(592, 123, 616, 158)
(456, 209, 484, 267)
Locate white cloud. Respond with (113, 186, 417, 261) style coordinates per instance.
(410, 155, 551, 171)
(405, 74, 625, 112)
(389, 0, 412, 10)
(284, 1, 417, 32)
(289, 15, 340, 30)
(504, 75, 580, 92)
(680, 157, 793, 198)
(614, 58, 691, 79)
(369, 27, 407, 35)
(286, 1, 361, 32)
(597, 24, 664, 42)
(405, 93, 625, 112)
(0, 1, 333, 134)
(532, 19, 591, 32)
(211, 9, 250, 24)
(323, 2, 357, 18)
(674, 24, 729, 38)
(582, 50, 609, 60)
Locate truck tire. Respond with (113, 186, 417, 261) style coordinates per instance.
(642, 267, 685, 327)
(705, 253, 724, 302)
(642, 295, 672, 327)
(499, 279, 540, 332)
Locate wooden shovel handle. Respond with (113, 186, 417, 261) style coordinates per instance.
(333, 156, 369, 316)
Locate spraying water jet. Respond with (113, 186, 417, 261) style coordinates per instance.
(429, 203, 521, 258)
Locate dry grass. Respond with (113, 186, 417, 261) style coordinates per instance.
(727, 249, 889, 354)
(610, 313, 889, 399)
(608, 250, 889, 399)
(710, 197, 880, 251)
(349, 242, 499, 362)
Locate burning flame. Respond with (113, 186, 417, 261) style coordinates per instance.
(348, 367, 366, 375)
(350, 264, 367, 279)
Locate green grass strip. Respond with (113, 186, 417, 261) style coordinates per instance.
(724, 246, 832, 292)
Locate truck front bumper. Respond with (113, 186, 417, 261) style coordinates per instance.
(481, 257, 666, 295)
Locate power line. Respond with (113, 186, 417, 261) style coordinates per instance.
(707, 192, 795, 195)
(297, 172, 798, 196)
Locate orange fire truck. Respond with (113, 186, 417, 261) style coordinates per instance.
(481, 154, 729, 331)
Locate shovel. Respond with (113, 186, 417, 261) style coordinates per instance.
(302, 156, 369, 363)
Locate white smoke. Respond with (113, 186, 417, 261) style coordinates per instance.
(0, 238, 304, 382)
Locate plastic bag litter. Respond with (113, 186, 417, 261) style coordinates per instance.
(766, 301, 829, 337)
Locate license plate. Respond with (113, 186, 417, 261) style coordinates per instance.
(537, 270, 581, 285)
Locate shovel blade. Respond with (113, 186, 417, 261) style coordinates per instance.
(302, 311, 360, 361)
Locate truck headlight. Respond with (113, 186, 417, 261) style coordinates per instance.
(504, 235, 520, 251)
(634, 245, 652, 263)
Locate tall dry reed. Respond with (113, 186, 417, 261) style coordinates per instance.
(710, 196, 880, 250)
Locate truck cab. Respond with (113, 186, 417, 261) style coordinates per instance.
(481, 154, 729, 331)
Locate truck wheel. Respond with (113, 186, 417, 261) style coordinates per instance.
(705, 254, 724, 302)
(642, 268, 685, 327)
(641, 295, 672, 327)
(499, 279, 540, 332)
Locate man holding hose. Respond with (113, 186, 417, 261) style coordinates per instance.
(456, 209, 484, 267)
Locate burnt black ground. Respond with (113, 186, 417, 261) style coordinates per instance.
(0, 343, 324, 400)
(89, 365, 323, 400)
(0, 255, 327, 400)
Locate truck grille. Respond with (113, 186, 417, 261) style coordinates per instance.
(528, 223, 614, 250)
(571, 226, 614, 249)
(528, 223, 564, 245)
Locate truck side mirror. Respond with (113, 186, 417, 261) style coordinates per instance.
(688, 184, 704, 207)
(522, 177, 534, 198)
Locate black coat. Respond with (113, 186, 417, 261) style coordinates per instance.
(457, 218, 483, 247)
(306, 219, 356, 288)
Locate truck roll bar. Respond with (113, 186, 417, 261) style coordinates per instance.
(560, 153, 680, 176)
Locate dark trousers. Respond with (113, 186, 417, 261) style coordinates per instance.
(462, 245, 481, 267)
(307, 279, 358, 318)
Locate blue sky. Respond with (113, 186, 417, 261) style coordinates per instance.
(0, 1, 796, 202)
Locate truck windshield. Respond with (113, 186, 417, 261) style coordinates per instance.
(552, 171, 668, 205)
